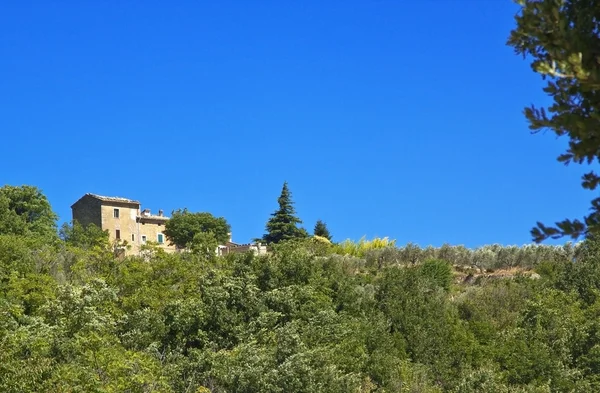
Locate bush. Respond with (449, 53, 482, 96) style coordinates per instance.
(420, 259, 453, 291)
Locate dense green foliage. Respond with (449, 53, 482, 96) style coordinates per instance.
(0, 185, 57, 240)
(1, 183, 597, 392)
(4, 187, 600, 392)
(60, 221, 110, 250)
(508, 0, 600, 242)
(314, 220, 332, 241)
(261, 182, 308, 244)
(164, 209, 231, 248)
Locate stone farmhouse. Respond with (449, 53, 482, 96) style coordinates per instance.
(71, 193, 266, 256)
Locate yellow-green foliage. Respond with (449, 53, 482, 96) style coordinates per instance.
(312, 235, 332, 244)
(332, 236, 396, 257)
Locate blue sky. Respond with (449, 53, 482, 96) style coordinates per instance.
(0, 1, 592, 247)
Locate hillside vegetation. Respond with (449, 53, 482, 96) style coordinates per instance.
(3, 186, 600, 392)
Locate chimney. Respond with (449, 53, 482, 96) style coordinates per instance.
(142, 209, 150, 216)
(158, 209, 164, 217)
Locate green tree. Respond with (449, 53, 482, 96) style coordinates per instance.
(189, 231, 219, 259)
(164, 209, 231, 248)
(261, 182, 308, 244)
(377, 266, 476, 388)
(0, 185, 57, 239)
(507, 0, 600, 242)
(60, 221, 109, 250)
(313, 219, 332, 241)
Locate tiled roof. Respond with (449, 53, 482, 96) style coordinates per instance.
(87, 193, 140, 205)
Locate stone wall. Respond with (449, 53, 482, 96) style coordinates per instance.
(137, 216, 177, 253)
(71, 195, 103, 228)
(100, 203, 139, 246)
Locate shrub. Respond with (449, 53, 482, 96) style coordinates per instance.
(420, 259, 453, 291)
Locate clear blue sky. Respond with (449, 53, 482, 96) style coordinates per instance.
(0, 1, 591, 247)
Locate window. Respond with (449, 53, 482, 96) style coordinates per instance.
(131, 234, 135, 241)
(116, 229, 121, 239)
(157, 233, 164, 244)
(141, 235, 147, 244)
(113, 208, 119, 218)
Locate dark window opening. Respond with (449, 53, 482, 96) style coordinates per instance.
(132, 234, 135, 241)
(113, 209, 119, 218)
(116, 230, 121, 239)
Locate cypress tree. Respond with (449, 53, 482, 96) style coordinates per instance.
(313, 219, 332, 241)
(262, 182, 307, 244)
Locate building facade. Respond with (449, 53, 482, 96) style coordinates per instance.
(71, 193, 176, 255)
(71, 193, 267, 256)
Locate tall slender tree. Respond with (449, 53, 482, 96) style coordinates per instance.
(313, 219, 332, 241)
(261, 182, 307, 244)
